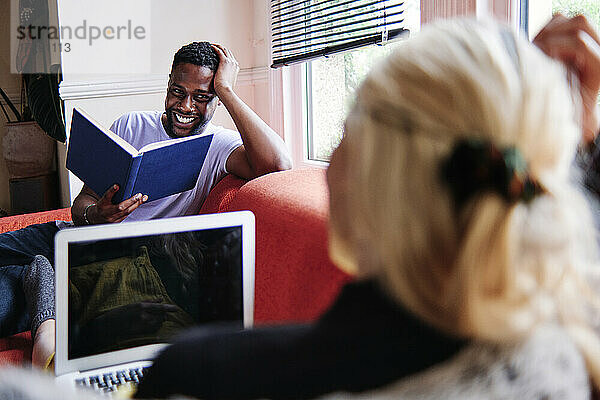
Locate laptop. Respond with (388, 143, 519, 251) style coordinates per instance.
(53, 211, 255, 394)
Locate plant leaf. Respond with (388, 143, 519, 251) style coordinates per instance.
(24, 72, 66, 142)
(0, 87, 21, 122)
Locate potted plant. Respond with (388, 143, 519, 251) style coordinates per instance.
(2, 0, 66, 180)
(0, 0, 66, 214)
(0, 79, 62, 180)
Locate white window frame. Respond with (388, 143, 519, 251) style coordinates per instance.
(272, 0, 520, 168)
(527, 0, 552, 39)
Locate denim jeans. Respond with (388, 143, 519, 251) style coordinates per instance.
(0, 222, 58, 337)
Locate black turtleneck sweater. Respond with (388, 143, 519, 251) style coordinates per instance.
(135, 279, 467, 399)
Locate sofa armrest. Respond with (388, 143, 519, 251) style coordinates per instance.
(225, 168, 351, 323)
(0, 208, 71, 234)
(200, 175, 247, 214)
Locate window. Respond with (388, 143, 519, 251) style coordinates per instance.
(305, 0, 420, 162)
(271, 0, 415, 164)
(307, 41, 405, 161)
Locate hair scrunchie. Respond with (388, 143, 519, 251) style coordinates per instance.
(441, 138, 544, 209)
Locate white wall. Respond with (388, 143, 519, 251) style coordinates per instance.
(251, 0, 287, 141)
(0, 0, 26, 213)
(58, 0, 275, 206)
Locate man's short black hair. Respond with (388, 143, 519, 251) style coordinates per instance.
(171, 42, 219, 73)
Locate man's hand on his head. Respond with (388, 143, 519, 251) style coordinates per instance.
(88, 184, 148, 224)
(211, 44, 240, 98)
(205, 43, 292, 179)
(534, 14, 600, 143)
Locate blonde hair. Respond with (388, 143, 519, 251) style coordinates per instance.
(330, 18, 600, 387)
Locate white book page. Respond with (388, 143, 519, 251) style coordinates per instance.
(75, 108, 138, 156)
(138, 132, 210, 153)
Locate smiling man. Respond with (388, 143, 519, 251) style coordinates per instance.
(0, 42, 291, 366)
(71, 42, 292, 225)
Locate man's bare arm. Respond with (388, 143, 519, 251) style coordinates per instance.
(211, 44, 292, 180)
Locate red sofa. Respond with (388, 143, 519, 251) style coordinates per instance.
(0, 168, 351, 365)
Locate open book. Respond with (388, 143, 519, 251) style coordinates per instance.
(66, 108, 214, 203)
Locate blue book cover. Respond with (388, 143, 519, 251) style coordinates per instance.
(66, 108, 213, 203)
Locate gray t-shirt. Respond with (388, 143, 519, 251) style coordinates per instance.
(108, 111, 242, 222)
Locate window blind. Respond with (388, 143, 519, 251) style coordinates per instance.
(271, 0, 407, 68)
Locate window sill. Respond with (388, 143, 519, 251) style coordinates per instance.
(294, 158, 328, 170)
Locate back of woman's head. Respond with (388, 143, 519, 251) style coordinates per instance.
(331, 17, 600, 382)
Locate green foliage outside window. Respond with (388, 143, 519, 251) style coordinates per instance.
(552, 0, 599, 28)
(308, 0, 420, 161)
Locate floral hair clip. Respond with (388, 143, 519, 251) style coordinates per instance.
(441, 138, 544, 209)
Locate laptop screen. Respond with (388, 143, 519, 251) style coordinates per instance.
(66, 226, 243, 360)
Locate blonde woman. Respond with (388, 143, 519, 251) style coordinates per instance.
(135, 16, 600, 399)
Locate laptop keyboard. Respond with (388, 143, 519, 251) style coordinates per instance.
(75, 366, 149, 395)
